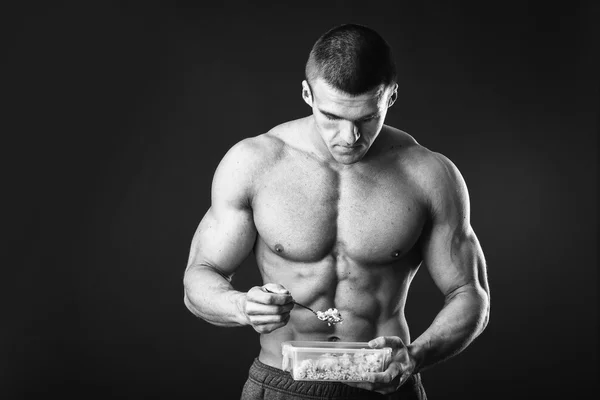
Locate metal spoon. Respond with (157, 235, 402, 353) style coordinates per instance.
(292, 300, 319, 315)
(264, 288, 343, 325)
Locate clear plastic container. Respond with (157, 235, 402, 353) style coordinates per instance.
(281, 341, 392, 382)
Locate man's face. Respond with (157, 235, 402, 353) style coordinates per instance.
(302, 77, 397, 165)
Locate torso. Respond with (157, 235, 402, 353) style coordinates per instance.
(249, 117, 430, 368)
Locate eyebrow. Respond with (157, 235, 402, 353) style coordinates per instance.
(318, 109, 379, 122)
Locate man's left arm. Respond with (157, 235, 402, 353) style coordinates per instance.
(408, 152, 490, 371)
(351, 152, 490, 395)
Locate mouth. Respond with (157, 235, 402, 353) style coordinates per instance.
(337, 142, 360, 148)
(336, 144, 361, 152)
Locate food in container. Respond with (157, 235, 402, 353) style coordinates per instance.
(281, 341, 392, 382)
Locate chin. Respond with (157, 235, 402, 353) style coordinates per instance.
(333, 153, 365, 165)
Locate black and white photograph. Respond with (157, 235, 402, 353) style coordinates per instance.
(4, 2, 597, 399)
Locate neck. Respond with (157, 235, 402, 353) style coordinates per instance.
(305, 117, 335, 164)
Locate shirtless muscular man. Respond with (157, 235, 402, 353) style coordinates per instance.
(183, 23, 490, 400)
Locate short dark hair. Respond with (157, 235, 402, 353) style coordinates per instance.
(305, 24, 397, 95)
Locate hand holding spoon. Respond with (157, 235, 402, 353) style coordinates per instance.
(265, 287, 343, 326)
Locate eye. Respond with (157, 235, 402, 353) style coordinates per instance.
(360, 115, 377, 123)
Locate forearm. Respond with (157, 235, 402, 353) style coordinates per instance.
(183, 264, 249, 327)
(409, 284, 489, 372)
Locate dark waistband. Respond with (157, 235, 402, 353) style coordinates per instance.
(248, 358, 421, 399)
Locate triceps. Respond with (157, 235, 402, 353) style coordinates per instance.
(186, 260, 235, 283)
(426, 223, 487, 300)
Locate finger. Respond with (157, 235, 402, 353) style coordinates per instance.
(369, 362, 401, 385)
(260, 285, 294, 305)
(262, 283, 290, 294)
(376, 386, 399, 395)
(251, 314, 290, 333)
(246, 302, 294, 316)
(248, 312, 291, 325)
(249, 286, 293, 305)
(253, 321, 287, 334)
(344, 382, 373, 391)
(398, 371, 413, 387)
(250, 316, 290, 332)
(368, 336, 405, 349)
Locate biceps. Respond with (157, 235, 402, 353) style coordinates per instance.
(421, 224, 486, 297)
(187, 205, 257, 278)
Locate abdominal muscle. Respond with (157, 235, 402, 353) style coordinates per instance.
(254, 239, 419, 369)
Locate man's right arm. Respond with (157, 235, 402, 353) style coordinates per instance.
(183, 138, 293, 331)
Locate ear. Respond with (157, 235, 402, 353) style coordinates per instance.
(302, 80, 313, 107)
(388, 84, 398, 108)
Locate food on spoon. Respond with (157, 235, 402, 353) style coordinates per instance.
(316, 308, 343, 326)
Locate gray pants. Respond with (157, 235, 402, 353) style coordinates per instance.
(241, 358, 427, 400)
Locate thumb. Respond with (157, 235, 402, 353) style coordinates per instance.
(263, 283, 290, 294)
(368, 336, 405, 349)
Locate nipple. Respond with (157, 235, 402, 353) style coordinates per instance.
(275, 244, 285, 253)
(391, 250, 402, 258)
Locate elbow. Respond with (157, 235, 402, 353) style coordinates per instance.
(461, 283, 490, 336)
(183, 289, 204, 319)
(182, 268, 200, 317)
(478, 289, 491, 333)
(183, 292, 196, 315)
(182, 269, 191, 305)
(183, 288, 194, 314)
(182, 262, 204, 301)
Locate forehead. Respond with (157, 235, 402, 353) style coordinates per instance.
(311, 78, 387, 112)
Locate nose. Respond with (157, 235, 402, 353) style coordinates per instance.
(341, 121, 360, 145)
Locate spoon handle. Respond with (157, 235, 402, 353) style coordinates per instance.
(293, 301, 317, 315)
(263, 288, 317, 314)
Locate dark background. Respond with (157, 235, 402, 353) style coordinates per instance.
(4, 2, 598, 399)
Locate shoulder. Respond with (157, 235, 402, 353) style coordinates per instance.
(380, 126, 469, 212)
(216, 126, 291, 179)
(412, 150, 470, 221)
(219, 117, 307, 170)
(221, 135, 279, 168)
(405, 146, 465, 194)
(211, 122, 297, 204)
